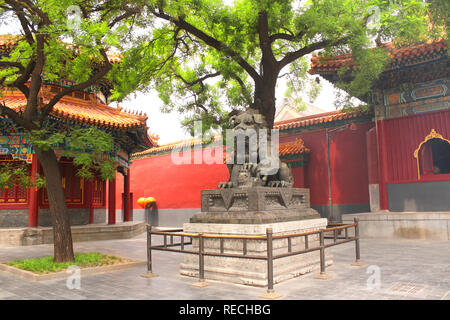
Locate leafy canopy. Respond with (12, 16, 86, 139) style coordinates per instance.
(0, 0, 143, 181)
(109, 0, 435, 132)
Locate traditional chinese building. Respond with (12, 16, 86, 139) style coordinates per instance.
(0, 36, 157, 228)
(308, 39, 449, 239)
(309, 39, 449, 213)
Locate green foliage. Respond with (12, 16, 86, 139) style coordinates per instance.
(0, 0, 137, 89)
(106, 0, 436, 132)
(31, 127, 117, 181)
(1, 0, 441, 134)
(426, 0, 450, 41)
(0, 161, 45, 190)
(6, 252, 128, 274)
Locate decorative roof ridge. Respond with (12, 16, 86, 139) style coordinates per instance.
(309, 39, 447, 74)
(275, 109, 345, 126)
(133, 132, 223, 158)
(279, 138, 310, 156)
(274, 107, 366, 128)
(0, 92, 149, 130)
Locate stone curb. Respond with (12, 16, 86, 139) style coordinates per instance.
(0, 260, 146, 282)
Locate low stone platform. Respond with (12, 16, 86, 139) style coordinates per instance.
(342, 211, 450, 240)
(180, 218, 332, 287)
(0, 221, 146, 247)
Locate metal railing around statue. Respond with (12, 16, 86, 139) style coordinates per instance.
(141, 217, 363, 299)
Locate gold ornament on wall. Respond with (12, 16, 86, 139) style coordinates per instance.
(413, 129, 450, 180)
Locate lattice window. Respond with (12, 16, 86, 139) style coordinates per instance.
(42, 160, 84, 205)
(0, 155, 30, 204)
(92, 178, 106, 206)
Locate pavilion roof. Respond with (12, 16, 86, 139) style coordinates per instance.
(1, 89, 158, 152)
(309, 39, 448, 94)
(279, 138, 310, 156)
(309, 39, 447, 75)
(132, 134, 222, 159)
(2, 90, 147, 129)
(273, 108, 368, 131)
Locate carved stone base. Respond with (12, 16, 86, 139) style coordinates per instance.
(191, 187, 321, 224)
(190, 208, 320, 224)
(180, 219, 332, 287)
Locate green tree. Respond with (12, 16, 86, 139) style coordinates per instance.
(0, 0, 139, 262)
(110, 0, 437, 132)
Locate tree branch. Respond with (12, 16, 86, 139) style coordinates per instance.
(5, 1, 34, 45)
(0, 101, 34, 130)
(38, 49, 113, 123)
(14, 0, 51, 25)
(174, 71, 221, 89)
(108, 6, 140, 28)
(258, 11, 277, 72)
(0, 61, 25, 73)
(150, 7, 261, 84)
(269, 30, 307, 43)
(278, 36, 351, 70)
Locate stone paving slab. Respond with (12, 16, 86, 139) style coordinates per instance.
(0, 233, 448, 300)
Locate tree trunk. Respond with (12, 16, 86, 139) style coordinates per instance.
(254, 75, 277, 129)
(34, 147, 75, 262)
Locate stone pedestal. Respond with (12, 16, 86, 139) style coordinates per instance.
(191, 187, 320, 224)
(180, 218, 332, 287)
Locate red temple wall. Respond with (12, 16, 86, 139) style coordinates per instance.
(122, 147, 229, 209)
(125, 121, 373, 211)
(282, 129, 329, 205)
(380, 108, 450, 184)
(281, 121, 373, 207)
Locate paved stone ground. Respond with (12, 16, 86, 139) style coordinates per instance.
(0, 233, 448, 300)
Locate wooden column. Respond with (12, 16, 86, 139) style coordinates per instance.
(108, 176, 116, 225)
(376, 120, 389, 210)
(28, 155, 39, 227)
(123, 168, 131, 222)
(87, 179, 94, 224)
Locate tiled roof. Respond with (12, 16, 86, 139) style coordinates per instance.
(134, 135, 311, 159)
(1, 91, 149, 130)
(134, 108, 368, 158)
(0, 35, 20, 50)
(279, 138, 310, 156)
(274, 109, 367, 131)
(309, 40, 447, 75)
(132, 133, 222, 158)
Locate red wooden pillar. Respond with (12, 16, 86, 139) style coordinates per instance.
(28, 155, 39, 227)
(123, 168, 131, 222)
(87, 179, 94, 224)
(376, 120, 389, 210)
(108, 177, 116, 225)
